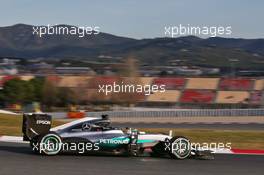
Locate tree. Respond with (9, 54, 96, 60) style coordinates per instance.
(1, 77, 80, 109)
(29, 77, 45, 102)
(57, 87, 77, 106)
(1, 78, 35, 104)
(42, 79, 59, 108)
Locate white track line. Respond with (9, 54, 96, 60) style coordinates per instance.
(0, 136, 28, 143)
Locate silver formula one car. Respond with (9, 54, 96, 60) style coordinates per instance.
(22, 113, 214, 160)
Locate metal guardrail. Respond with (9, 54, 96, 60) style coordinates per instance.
(86, 108, 264, 118)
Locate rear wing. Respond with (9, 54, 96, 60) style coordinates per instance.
(22, 113, 52, 141)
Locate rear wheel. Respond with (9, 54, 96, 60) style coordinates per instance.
(37, 132, 62, 155)
(169, 136, 191, 159)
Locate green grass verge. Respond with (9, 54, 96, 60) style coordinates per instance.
(0, 114, 263, 149)
(0, 114, 63, 136)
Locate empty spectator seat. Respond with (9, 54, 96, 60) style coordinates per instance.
(146, 90, 181, 102)
(216, 91, 250, 104)
(152, 77, 186, 90)
(186, 78, 219, 89)
(254, 79, 264, 90)
(180, 90, 216, 103)
(219, 78, 253, 90)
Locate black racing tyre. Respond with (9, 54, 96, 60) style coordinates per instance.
(37, 132, 62, 155)
(168, 136, 191, 159)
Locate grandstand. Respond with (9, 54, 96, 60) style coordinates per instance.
(250, 91, 263, 105)
(254, 79, 264, 90)
(152, 77, 186, 90)
(216, 91, 250, 104)
(139, 77, 154, 86)
(0, 75, 263, 107)
(46, 75, 61, 84)
(186, 78, 219, 89)
(219, 78, 254, 90)
(58, 76, 91, 88)
(146, 90, 181, 102)
(0, 75, 18, 89)
(180, 90, 216, 103)
(20, 75, 35, 81)
(87, 76, 123, 89)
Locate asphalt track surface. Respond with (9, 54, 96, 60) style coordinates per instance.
(0, 142, 263, 175)
(112, 122, 264, 130)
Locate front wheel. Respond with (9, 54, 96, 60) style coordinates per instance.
(168, 136, 191, 159)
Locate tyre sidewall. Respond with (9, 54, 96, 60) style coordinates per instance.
(169, 136, 191, 159)
(38, 132, 62, 155)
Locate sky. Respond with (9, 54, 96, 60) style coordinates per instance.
(0, 0, 263, 39)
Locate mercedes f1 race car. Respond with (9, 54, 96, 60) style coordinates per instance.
(22, 113, 214, 160)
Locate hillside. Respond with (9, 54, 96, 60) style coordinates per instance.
(0, 24, 264, 70)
